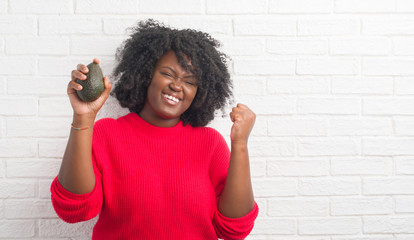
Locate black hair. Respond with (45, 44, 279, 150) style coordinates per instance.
(111, 19, 233, 127)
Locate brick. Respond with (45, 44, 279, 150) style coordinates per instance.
(167, 17, 232, 35)
(394, 37, 414, 55)
(330, 118, 392, 136)
(6, 36, 69, 55)
(7, 159, 61, 178)
(332, 236, 393, 240)
(397, 0, 414, 12)
(268, 159, 328, 176)
(269, 0, 332, 13)
(39, 97, 72, 116)
(335, 0, 395, 12)
(299, 177, 361, 195)
(268, 198, 329, 216)
(103, 17, 168, 35)
(234, 17, 296, 36)
(268, 118, 327, 136)
(363, 57, 414, 75)
(395, 118, 414, 136)
(39, 17, 101, 35)
(207, 0, 266, 14)
(38, 139, 67, 158)
(0, 16, 36, 35)
(0, 139, 36, 157)
(299, 217, 361, 235)
(232, 76, 266, 96)
(0, 57, 36, 75)
(0, 0, 6, 13)
(297, 57, 360, 75)
(395, 196, 414, 212)
(10, 0, 72, 14)
(139, 0, 203, 14)
(298, 97, 361, 115)
(235, 95, 296, 115)
(248, 137, 294, 157)
(332, 77, 393, 94)
(267, 39, 327, 55)
(267, 76, 330, 94)
(396, 158, 414, 175)
(234, 58, 295, 75)
(39, 180, 53, 199)
(0, 180, 35, 198)
(363, 98, 414, 115)
(71, 37, 122, 56)
(0, 220, 35, 238)
(364, 216, 414, 233)
(76, 0, 138, 14)
(298, 17, 360, 36)
(0, 77, 5, 95)
(250, 218, 296, 235)
(250, 159, 266, 177)
(331, 157, 392, 175)
(251, 237, 330, 240)
(396, 235, 414, 240)
(218, 37, 264, 56)
(331, 197, 392, 215)
(363, 16, 414, 35)
(330, 37, 390, 55)
(39, 219, 96, 237)
(38, 57, 111, 76)
(7, 76, 67, 95)
(0, 97, 37, 115)
(363, 138, 414, 156)
(363, 177, 414, 194)
(298, 138, 360, 156)
(5, 199, 55, 218)
(395, 77, 414, 95)
(253, 178, 297, 197)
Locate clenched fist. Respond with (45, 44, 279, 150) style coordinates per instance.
(229, 103, 256, 144)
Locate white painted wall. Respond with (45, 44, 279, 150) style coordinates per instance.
(1, 0, 414, 239)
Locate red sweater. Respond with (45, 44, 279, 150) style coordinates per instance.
(51, 112, 258, 239)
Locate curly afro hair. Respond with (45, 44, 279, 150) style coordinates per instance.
(111, 19, 233, 127)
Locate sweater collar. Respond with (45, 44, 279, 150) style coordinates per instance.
(127, 112, 184, 136)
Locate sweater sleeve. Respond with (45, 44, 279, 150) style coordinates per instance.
(50, 120, 107, 224)
(209, 130, 259, 240)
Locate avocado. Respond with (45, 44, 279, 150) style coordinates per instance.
(75, 62, 104, 102)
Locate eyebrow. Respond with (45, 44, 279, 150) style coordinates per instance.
(160, 66, 195, 79)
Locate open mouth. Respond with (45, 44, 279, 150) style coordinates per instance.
(162, 93, 180, 105)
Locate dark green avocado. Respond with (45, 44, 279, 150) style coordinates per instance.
(75, 62, 104, 102)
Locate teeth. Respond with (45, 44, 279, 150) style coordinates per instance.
(164, 93, 179, 103)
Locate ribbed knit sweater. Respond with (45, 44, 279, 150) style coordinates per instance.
(51, 112, 258, 239)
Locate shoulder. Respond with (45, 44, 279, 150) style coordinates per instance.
(190, 125, 228, 148)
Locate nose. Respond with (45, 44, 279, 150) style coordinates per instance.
(169, 77, 183, 92)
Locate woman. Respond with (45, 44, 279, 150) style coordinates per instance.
(51, 19, 258, 239)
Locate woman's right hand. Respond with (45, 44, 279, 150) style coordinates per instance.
(67, 58, 112, 119)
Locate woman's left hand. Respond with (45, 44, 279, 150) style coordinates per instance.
(230, 103, 256, 144)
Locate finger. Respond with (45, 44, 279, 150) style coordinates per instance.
(236, 103, 249, 109)
(71, 70, 87, 81)
(77, 64, 89, 74)
(93, 58, 100, 64)
(68, 80, 83, 91)
(229, 112, 236, 122)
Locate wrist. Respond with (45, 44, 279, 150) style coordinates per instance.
(72, 114, 96, 127)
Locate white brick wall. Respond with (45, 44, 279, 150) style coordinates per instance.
(1, 0, 414, 239)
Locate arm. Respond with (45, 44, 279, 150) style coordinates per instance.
(218, 103, 256, 218)
(57, 58, 112, 194)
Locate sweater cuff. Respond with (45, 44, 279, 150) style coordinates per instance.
(216, 201, 259, 223)
(51, 176, 97, 201)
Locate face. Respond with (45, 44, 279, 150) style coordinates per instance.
(139, 50, 198, 127)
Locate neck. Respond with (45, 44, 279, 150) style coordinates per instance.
(138, 111, 180, 128)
